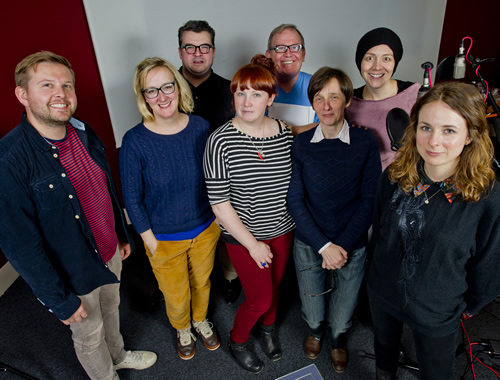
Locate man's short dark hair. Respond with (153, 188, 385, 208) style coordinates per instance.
(178, 20, 215, 47)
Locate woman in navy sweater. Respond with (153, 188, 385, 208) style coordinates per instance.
(367, 82, 500, 379)
(287, 67, 381, 374)
(120, 57, 220, 361)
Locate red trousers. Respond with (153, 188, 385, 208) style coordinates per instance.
(226, 230, 294, 343)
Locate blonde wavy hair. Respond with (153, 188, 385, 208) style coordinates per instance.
(389, 81, 495, 202)
(133, 57, 194, 122)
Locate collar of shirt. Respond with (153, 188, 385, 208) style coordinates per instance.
(310, 119, 350, 144)
(413, 161, 457, 203)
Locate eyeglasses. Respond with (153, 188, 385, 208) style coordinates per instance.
(180, 44, 213, 54)
(142, 81, 176, 99)
(299, 266, 336, 297)
(269, 44, 303, 53)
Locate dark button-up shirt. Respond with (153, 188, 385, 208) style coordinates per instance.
(0, 114, 131, 320)
(179, 68, 234, 132)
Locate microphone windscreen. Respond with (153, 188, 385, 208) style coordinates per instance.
(436, 56, 456, 80)
(386, 108, 410, 151)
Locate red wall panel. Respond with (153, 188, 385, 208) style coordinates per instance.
(0, 1, 119, 267)
(437, 0, 500, 88)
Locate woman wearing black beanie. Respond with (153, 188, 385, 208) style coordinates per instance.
(346, 27, 419, 170)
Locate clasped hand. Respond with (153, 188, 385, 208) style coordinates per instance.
(321, 244, 348, 270)
(248, 241, 273, 269)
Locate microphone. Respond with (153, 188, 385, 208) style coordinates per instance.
(453, 41, 466, 79)
(418, 61, 434, 98)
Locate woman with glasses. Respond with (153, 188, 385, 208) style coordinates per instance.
(287, 67, 381, 374)
(345, 27, 419, 171)
(203, 55, 295, 374)
(367, 82, 500, 380)
(120, 57, 220, 361)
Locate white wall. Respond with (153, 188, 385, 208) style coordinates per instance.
(83, 0, 447, 147)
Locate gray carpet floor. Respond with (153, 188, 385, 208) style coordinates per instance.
(1, 256, 499, 380)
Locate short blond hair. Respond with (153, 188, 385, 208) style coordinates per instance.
(15, 51, 74, 89)
(133, 57, 193, 122)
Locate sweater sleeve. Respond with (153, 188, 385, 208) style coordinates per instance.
(335, 131, 382, 252)
(119, 129, 151, 234)
(287, 136, 330, 252)
(463, 186, 500, 315)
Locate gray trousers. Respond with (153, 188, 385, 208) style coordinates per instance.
(69, 249, 126, 380)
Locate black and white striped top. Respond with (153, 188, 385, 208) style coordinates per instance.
(203, 119, 295, 242)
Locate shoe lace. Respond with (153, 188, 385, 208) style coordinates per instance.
(178, 327, 196, 346)
(123, 350, 143, 364)
(194, 319, 214, 338)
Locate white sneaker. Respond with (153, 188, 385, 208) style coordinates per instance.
(114, 350, 157, 370)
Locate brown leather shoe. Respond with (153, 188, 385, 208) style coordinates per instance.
(177, 327, 196, 360)
(331, 347, 348, 373)
(305, 334, 322, 359)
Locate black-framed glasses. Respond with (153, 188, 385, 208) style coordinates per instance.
(299, 266, 336, 297)
(142, 81, 176, 99)
(269, 44, 303, 53)
(180, 44, 213, 54)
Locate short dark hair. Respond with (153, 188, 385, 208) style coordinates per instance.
(307, 67, 353, 106)
(178, 20, 215, 47)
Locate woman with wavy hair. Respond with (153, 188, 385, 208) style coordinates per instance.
(120, 57, 220, 361)
(204, 55, 295, 373)
(367, 81, 500, 380)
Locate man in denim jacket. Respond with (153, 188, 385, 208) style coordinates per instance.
(0, 51, 157, 380)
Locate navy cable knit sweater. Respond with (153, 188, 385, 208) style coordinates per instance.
(287, 124, 381, 253)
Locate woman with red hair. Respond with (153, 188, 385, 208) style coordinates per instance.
(204, 55, 295, 373)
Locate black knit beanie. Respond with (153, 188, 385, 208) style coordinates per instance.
(355, 27, 403, 74)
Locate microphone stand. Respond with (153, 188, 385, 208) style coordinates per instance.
(467, 54, 500, 171)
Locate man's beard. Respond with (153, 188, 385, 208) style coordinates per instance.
(31, 106, 74, 128)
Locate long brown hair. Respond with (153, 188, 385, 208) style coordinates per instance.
(389, 81, 495, 202)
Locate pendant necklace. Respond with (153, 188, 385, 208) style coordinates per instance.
(424, 188, 444, 204)
(235, 119, 266, 160)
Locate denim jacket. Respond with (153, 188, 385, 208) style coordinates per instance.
(0, 114, 131, 320)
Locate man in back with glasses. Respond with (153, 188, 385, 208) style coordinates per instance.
(265, 24, 318, 134)
(178, 20, 234, 134)
(178, 20, 240, 305)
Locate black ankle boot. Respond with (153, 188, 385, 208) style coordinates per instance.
(376, 367, 397, 380)
(260, 323, 282, 361)
(228, 338, 264, 373)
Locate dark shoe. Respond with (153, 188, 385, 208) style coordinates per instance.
(224, 278, 242, 304)
(305, 334, 322, 359)
(376, 367, 397, 380)
(228, 338, 264, 373)
(177, 326, 196, 360)
(192, 318, 220, 350)
(260, 324, 282, 361)
(331, 347, 348, 373)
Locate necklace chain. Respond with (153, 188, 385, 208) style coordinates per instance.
(235, 119, 266, 160)
(424, 188, 444, 204)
